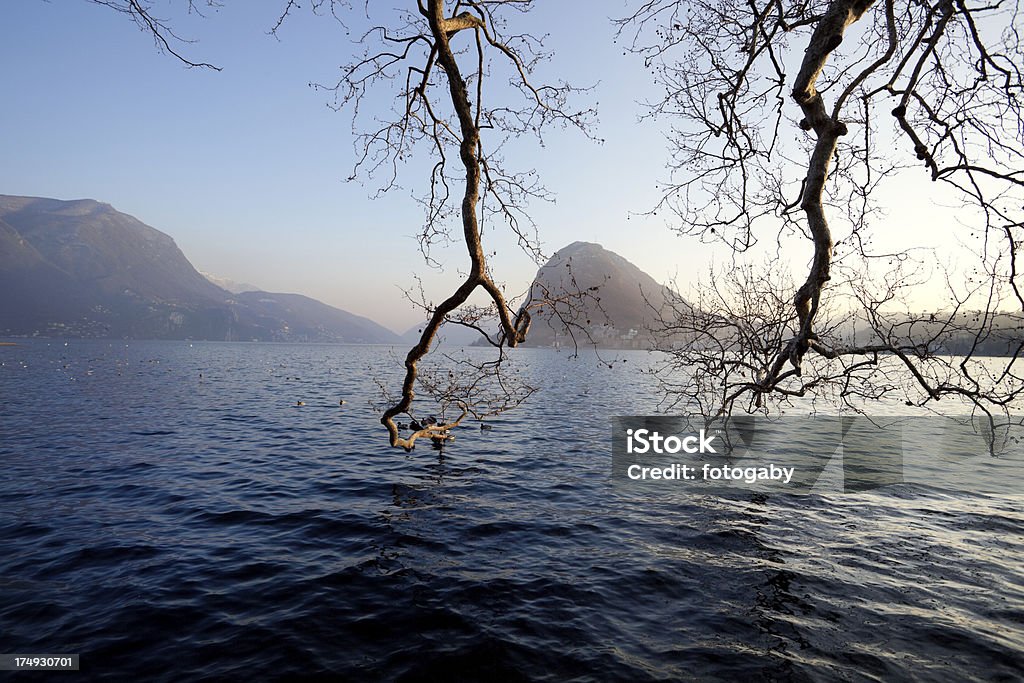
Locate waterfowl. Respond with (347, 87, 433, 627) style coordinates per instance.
(480, 423, 493, 431)
(296, 400, 305, 406)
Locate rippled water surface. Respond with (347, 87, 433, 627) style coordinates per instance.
(1, 340, 1022, 681)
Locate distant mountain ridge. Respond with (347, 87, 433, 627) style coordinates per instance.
(0, 195, 399, 343)
(202, 272, 263, 295)
(401, 321, 486, 347)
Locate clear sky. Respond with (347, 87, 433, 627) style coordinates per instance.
(1, 1, 964, 332)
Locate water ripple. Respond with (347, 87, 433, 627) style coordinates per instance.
(0, 341, 1021, 681)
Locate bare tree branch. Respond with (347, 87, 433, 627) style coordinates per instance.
(87, 0, 223, 69)
(624, 0, 1024, 423)
(319, 1, 595, 449)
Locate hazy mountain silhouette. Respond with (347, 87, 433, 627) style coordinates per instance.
(401, 321, 486, 346)
(202, 272, 263, 295)
(522, 241, 674, 348)
(0, 195, 399, 343)
(234, 291, 399, 344)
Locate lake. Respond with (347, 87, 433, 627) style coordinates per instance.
(1, 340, 1022, 681)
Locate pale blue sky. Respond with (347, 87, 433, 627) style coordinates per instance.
(1, 1, 961, 331)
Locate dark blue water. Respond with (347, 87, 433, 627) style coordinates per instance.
(1, 340, 1022, 681)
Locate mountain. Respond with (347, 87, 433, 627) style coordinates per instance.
(202, 272, 263, 294)
(0, 195, 399, 343)
(401, 321, 487, 347)
(234, 291, 399, 344)
(521, 241, 674, 349)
